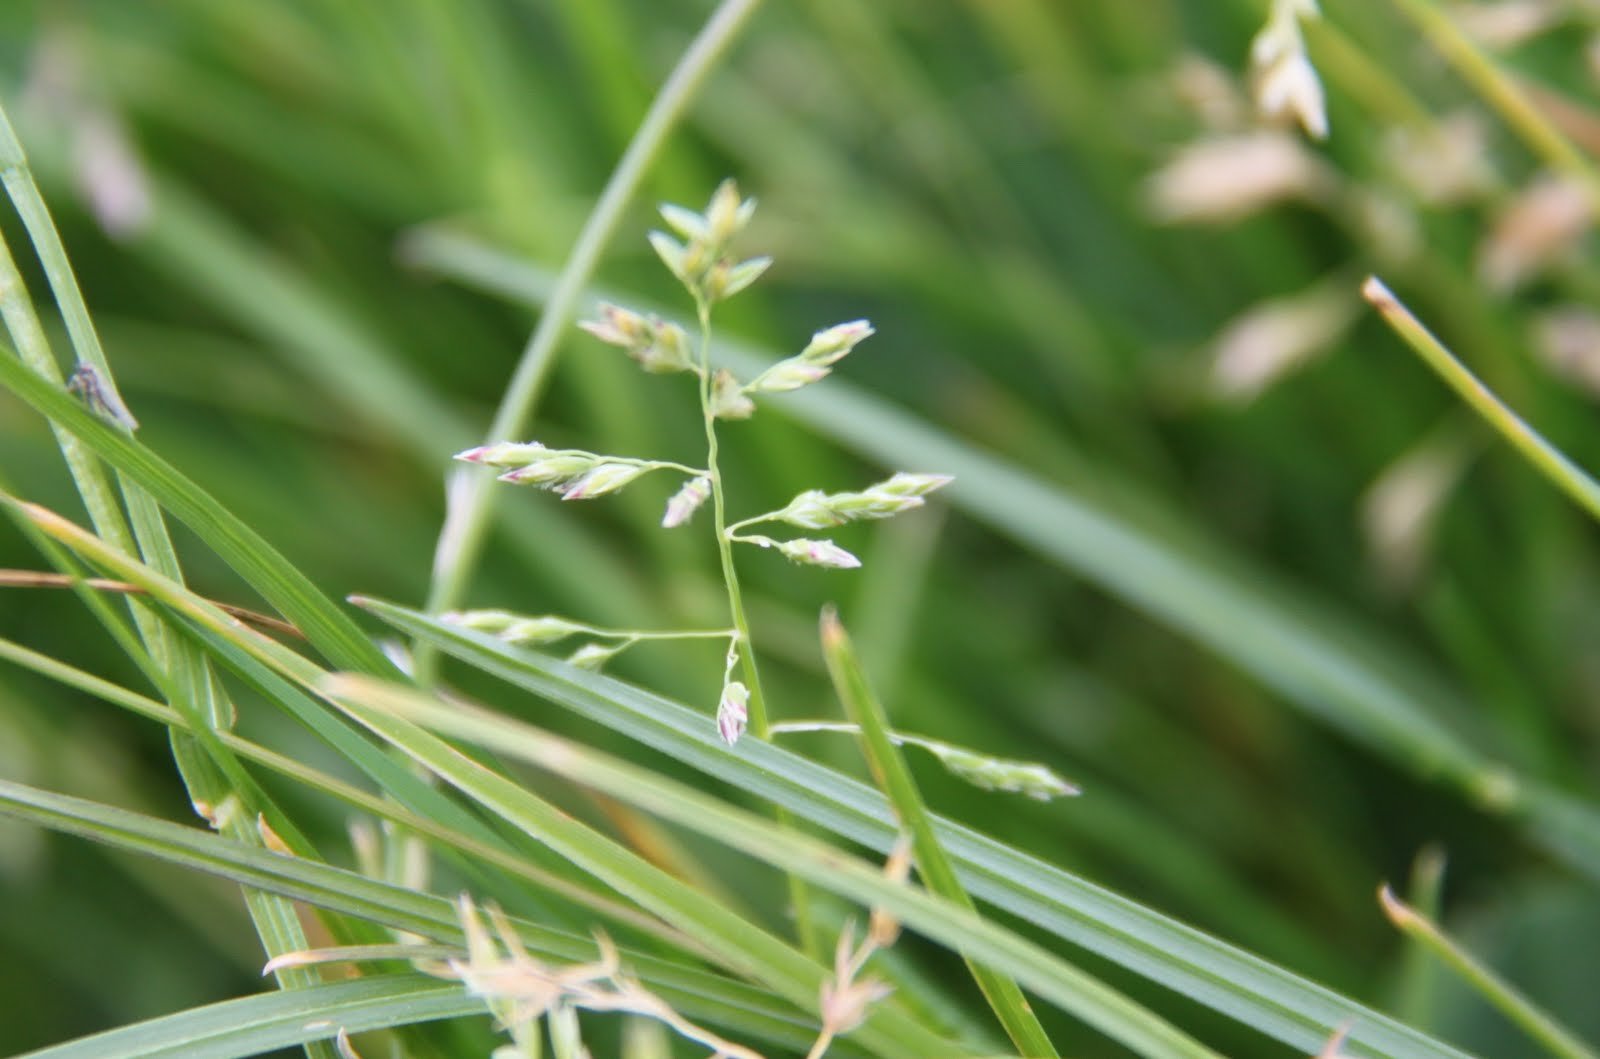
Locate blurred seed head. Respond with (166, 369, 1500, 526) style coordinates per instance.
(1533, 306, 1600, 396)
(1361, 430, 1471, 589)
(1381, 112, 1496, 206)
(1170, 53, 1250, 131)
(23, 32, 152, 238)
(1349, 189, 1424, 266)
(1207, 280, 1358, 403)
(1145, 132, 1331, 225)
(1478, 173, 1595, 292)
(1453, 0, 1563, 50)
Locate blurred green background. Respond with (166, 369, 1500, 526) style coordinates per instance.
(1, 0, 1598, 1055)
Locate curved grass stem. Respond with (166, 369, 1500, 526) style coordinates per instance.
(1364, 276, 1600, 525)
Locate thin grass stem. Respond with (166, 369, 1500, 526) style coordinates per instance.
(1364, 276, 1600, 525)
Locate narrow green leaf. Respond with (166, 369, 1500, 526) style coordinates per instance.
(16, 976, 478, 1059)
(315, 678, 969, 1059)
(0, 779, 840, 1057)
(323, 675, 1227, 1059)
(0, 348, 393, 675)
(358, 597, 1478, 1059)
(819, 607, 1058, 1059)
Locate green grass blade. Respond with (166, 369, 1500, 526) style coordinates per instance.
(0, 778, 838, 1057)
(313, 680, 969, 1059)
(323, 675, 1229, 1059)
(15, 976, 479, 1059)
(0, 348, 393, 675)
(357, 597, 1477, 1059)
(0, 630, 714, 960)
(819, 607, 1059, 1059)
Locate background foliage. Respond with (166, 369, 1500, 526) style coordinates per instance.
(1, 0, 1598, 1056)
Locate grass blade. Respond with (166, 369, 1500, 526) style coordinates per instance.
(313, 682, 968, 1059)
(357, 597, 1478, 1059)
(819, 607, 1059, 1059)
(0, 347, 393, 675)
(324, 674, 1228, 1059)
(0, 778, 838, 1057)
(16, 976, 478, 1059)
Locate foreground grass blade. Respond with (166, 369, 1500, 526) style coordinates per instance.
(1363, 276, 1600, 525)
(0, 347, 392, 675)
(3, 101, 342, 1055)
(3, 502, 729, 956)
(0, 631, 710, 959)
(324, 674, 1227, 1059)
(358, 598, 1476, 1059)
(819, 607, 1058, 1059)
(0, 779, 839, 1057)
(17, 976, 477, 1059)
(315, 683, 968, 1059)
(1379, 887, 1600, 1059)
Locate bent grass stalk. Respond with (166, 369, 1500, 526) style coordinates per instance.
(1363, 276, 1600, 524)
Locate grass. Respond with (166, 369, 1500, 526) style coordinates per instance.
(1, 1, 1599, 1057)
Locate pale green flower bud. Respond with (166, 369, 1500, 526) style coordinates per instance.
(716, 680, 749, 745)
(926, 745, 1080, 801)
(498, 452, 600, 486)
(800, 319, 874, 366)
(647, 231, 690, 286)
(747, 357, 831, 394)
(705, 256, 772, 302)
(774, 489, 839, 529)
(560, 462, 648, 500)
(442, 610, 585, 646)
(710, 369, 755, 419)
(455, 441, 549, 468)
(777, 538, 861, 569)
(568, 642, 624, 670)
(658, 202, 709, 243)
(873, 472, 954, 498)
(703, 178, 753, 247)
(662, 476, 711, 528)
(772, 473, 952, 528)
